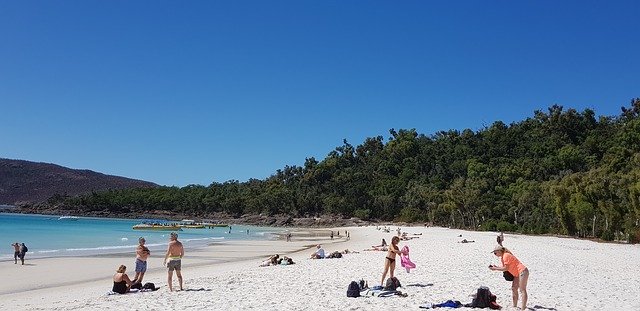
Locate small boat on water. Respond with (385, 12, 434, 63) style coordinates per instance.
(58, 216, 79, 221)
(132, 224, 182, 231)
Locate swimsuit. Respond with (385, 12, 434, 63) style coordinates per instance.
(135, 258, 147, 273)
(167, 257, 181, 271)
(386, 257, 396, 263)
(112, 280, 128, 294)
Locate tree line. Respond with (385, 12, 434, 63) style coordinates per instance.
(46, 99, 640, 242)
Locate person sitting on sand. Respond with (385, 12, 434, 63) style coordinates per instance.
(489, 245, 529, 310)
(112, 265, 133, 294)
(380, 236, 401, 286)
(310, 245, 325, 259)
(373, 239, 387, 247)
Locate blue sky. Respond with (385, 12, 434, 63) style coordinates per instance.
(1, 1, 638, 186)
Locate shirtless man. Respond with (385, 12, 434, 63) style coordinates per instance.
(11, 242, 20, 264)
(133, 237, 150, 284)
(163, 232, 184, 291)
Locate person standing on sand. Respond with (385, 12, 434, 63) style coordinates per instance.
(11, 242, 20, 264)
(380, 236, 401, 286)
(497, 232, 504, 246)
(133, 237, 150, 285)
(489, 245, 529, 310)
(164, 232, 184, 292)
(18, 243, 27, 265)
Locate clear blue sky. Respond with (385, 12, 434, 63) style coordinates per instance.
(1, 1, 638, 186)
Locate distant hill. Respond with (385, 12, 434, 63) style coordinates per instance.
(0, 158, 158, 204)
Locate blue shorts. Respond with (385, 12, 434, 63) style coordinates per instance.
(135, 259, 147, 273)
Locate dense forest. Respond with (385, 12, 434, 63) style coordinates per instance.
(44, 99, 640, 242)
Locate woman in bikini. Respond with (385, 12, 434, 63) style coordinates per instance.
(380, 236, 401, 286)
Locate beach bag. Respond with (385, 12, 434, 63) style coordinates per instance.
(142, 282, 157, 291)
(471, 286, 492, 308)
(503, 271, 514, 281)
(384, 277, 401, 291)
(347, 281, 361, 297)
(334, 252, 342, 258)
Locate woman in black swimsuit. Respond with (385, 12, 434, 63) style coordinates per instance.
(380, 236, 401, 286)
(112, 265, 133, 294)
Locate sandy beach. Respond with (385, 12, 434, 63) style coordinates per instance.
(1, 226, 639, 310)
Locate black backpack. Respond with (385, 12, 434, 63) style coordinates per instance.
(347, 281, 361, 297)
(142, 282, 158, 291)
(503, 271, 514, 281)
(471, 286, 493, 308)
(384, 277, 401, 291)
(22, 245, 28, 253)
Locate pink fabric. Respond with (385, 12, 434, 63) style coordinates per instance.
(400, 245, 416, 272)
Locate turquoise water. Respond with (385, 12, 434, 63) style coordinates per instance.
(1, 213, 283, 260)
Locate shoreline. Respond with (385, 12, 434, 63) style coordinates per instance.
(1, 225, 639, 310)
(7, 210, 634, 245)
(0, 227, 339, 296)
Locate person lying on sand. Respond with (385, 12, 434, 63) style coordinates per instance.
(364, 246, 388, 251)
(278, 256, 295, 265)
(458, 239, 475, 243)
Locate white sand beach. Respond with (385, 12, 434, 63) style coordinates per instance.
(1, 226, 639, 310)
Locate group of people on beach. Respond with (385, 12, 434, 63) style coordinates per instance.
(377, 229, 529, 310)
(11, 242, 28, 265)
(112, 232, 185, 294)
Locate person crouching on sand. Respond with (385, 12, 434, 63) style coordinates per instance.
(489, 245, 529, 310)
(380, 236, 401, 286)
